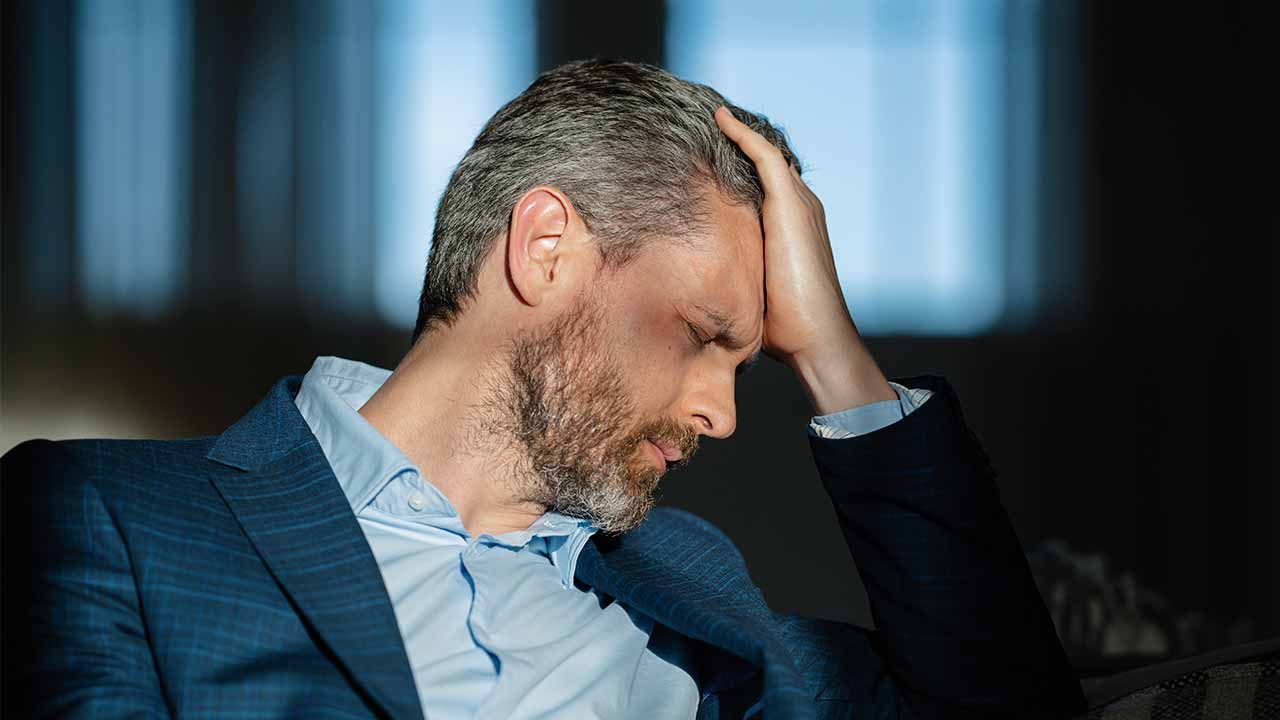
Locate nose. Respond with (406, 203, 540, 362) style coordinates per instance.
(687, 371, 737, 440)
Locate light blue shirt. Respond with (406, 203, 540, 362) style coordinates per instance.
(294, 356, 929, 719)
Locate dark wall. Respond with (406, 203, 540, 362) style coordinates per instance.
(3, 1, 1275, 652)
(530, 0, 1280, 645)
(1074, 1, 1275, 637)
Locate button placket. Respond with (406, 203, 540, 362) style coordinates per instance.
(407, 492, 427, 511)
(463, 540, 497, 648)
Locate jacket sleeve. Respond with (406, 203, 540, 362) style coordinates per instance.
(804, 376, 1085, 719)
(2, 440, 171, 719)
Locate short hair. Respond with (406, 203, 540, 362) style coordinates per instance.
(412, 59, 800, 341)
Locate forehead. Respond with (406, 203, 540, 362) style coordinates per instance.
(614, 193, 764, 331)
(688, 195, 764, 310)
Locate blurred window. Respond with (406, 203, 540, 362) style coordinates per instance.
(63, 0, 1042, 333)
(76, 0, 190, 318)
(373, 1, 537, 328)
(668, 0, 1040, 334)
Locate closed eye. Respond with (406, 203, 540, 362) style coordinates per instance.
(686, 321, 713, 347)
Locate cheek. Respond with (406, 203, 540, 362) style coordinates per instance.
(612, 304, 688, 409)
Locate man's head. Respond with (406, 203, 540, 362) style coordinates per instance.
(415, 59, 799, 338)
(417, 60, 799, 533)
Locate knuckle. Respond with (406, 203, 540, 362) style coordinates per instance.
(762, 152, 788, 171)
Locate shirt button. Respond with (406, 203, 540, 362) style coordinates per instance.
(407, 493, 426, 511)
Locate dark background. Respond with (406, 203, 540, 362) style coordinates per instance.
(4, 0, 1275, 665)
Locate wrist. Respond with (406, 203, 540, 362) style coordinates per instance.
(786, 327, 896, 415)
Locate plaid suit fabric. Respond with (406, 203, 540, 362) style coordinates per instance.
(3, 374, 1084, 719)
(3, 381, 420, 719)
(807, 376, 1087, 718)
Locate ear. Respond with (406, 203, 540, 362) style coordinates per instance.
(505, 187, 590, 309)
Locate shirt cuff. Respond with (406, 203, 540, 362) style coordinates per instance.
(807, 382, 935, 439)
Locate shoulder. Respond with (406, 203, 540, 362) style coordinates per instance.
(642, 506, 736, 545)
(4, 435, 217, 477)
(2, 436, 219, 514)
(624, 506, 748, 570)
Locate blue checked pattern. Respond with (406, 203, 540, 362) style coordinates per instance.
(3, 374, 1084, 719)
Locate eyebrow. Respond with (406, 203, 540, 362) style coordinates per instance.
(692, 304, 750, 349)
(692, 303, 764, 374)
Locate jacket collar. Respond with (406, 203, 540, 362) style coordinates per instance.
(207, 376, 316, 471)
(206, 376, 422, 720)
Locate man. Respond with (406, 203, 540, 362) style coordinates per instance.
(2, 60, 1084, 718)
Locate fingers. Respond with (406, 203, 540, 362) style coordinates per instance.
(789, 162, 822, 213)
(714, 106, 794, 192)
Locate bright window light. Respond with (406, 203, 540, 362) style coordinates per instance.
(374, 0, 537, 328)
(669, 0, 1029, 335)
(76, 0, 190, 318)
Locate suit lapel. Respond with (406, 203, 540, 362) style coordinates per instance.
(575, 511, 818, 719)
(207, 377, 421, 720)
(576, 538, 765, 667)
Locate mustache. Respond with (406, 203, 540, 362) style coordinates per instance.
(630, 416, 700, 469)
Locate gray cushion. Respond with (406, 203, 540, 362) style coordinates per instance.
(1081, 638, 1280, 719)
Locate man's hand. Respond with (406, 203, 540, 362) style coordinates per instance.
(714, 106, 896, 415)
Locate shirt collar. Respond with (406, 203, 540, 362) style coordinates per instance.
(294, 356, 416, 513)
(483, 512, 597, 588)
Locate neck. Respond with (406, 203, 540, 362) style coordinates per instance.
(358, 322, 544, 537)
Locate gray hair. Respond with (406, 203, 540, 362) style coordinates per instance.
(412, 59, 800, 341)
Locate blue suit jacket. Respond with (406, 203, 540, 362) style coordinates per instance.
(1, 375, 1084, 719)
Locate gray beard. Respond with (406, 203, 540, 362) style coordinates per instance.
(481, 293, 696, 534)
